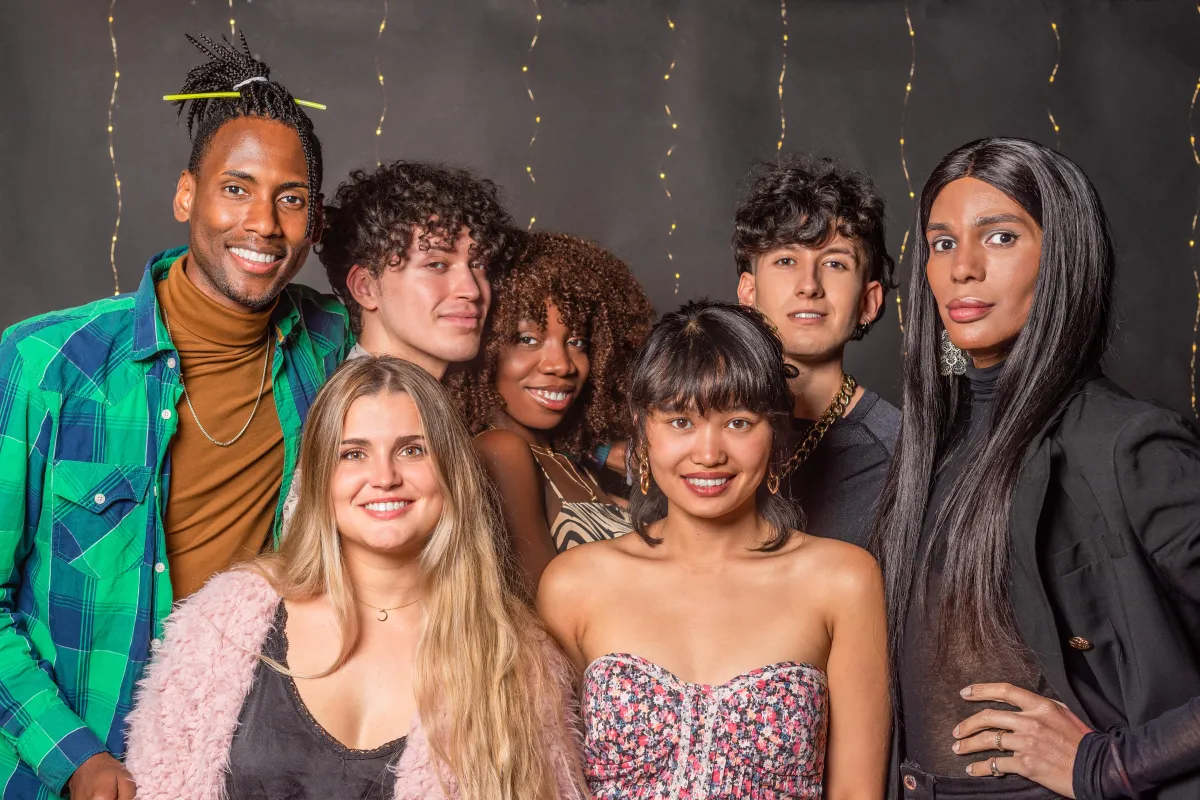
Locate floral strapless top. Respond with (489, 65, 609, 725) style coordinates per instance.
(582, 653, 829, 799)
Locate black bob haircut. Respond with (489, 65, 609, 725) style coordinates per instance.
(732, 154, 896, 339)
(626, 300, 804, 551)
(172, 32, 323, 238)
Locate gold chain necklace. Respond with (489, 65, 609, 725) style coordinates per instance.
(529, 444, 599, 501)
(162, 312, 271, 448)
(777, 373, 857, 482)
(356, 596, 420, 622)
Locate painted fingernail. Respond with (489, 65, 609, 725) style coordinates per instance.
(952, 741, 960, 752)
(965, 766, 972, 775)
(953, 725, 960, 737)
(961, 685, 972, 697)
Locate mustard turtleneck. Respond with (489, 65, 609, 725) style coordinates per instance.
(157, 254, 284, 600)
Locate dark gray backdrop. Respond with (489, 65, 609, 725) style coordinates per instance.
(3, 0, 1199, 415)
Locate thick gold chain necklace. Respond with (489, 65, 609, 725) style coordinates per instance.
(777, 373, 857, 482)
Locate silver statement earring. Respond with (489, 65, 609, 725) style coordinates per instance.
(938, 329, 968, 376)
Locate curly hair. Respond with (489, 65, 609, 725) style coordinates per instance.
(732, 154, 897, 339)
(316, 161, 519, 332)
(448, 232, 655, 458)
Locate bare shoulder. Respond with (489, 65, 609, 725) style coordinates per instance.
(473, 427, 535, 463)
(791, 533, 883, 599)
(539, 534, 642, 601)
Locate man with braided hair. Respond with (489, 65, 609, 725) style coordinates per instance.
(0, 33, 350, 799)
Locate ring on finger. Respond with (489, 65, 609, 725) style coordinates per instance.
(994, 730, 1005, 751)
(989, 757, 1003, 778)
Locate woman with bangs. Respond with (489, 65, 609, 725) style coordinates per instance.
(539, 301, 890, 799)
(451, 231, 654, 589)
(125, 356, 586, 800)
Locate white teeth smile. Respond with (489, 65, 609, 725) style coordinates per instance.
(791, 312, 822, 319)
(530, 389, 570, 402)
(230, 246, 281, 264)
(686, 477, 731, 487)
(364, 501, 410, 512)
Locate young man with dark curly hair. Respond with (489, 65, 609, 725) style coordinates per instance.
(734, 154, 900, 549)
(317, 160, 519, 379)
(278, 160, 520, 527)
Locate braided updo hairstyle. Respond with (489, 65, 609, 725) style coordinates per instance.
(173, 32, 323, 237)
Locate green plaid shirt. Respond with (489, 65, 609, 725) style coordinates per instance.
(0, 247, 351, 797)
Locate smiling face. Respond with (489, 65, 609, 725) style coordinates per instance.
(495, 300, 591, 434)
(643, 405, 773, 521)
(349, 225, 491, 378)
(331, 390, 444, 560)
(925, 177, 1043, 368)
(736, 232, 883, 363)
(174, 116, 317, 312)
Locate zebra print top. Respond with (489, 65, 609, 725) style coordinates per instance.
(532, 452, 635, 552)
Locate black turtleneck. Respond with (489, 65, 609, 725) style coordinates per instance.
(898, 362, 1061, 795)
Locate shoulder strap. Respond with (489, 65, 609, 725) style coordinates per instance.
(530, 450, 566, 500)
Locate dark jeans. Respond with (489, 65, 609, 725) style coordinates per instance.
(899, 761, 1065, 800)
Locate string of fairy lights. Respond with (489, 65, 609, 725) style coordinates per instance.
(1048, 20, 1061, 148)
(522, 0, 542, 230)
(895, 5, 916, 337)
(1189, 4, 1200, 416)
(106, 0, 121, 295)
(228, 0, 235, 37)
(777, 0, 788, 152)
(374, 1, 388, 166)
(663, 13, 679, 293)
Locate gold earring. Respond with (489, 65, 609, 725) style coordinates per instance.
(639, 454, 651, 495)
(767, 471, 781, 495)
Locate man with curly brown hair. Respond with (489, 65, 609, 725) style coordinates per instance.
(733, 154, 899, 549)
(317, 160, 520, 379)
(280, 161, 520, 529)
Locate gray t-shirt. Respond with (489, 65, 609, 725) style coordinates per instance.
(784, 390, 899, 549)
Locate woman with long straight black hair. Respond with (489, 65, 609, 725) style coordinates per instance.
(871, 137, 1200, 800)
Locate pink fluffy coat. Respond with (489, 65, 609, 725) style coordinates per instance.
(124, 569, 583, 800)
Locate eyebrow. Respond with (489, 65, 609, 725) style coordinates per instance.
(339, 435, 425, 447)
(219, 171, 309, 193)
(927, 213, 1025, 233)
(221, 170, 256, 183)
(820, 245, 858, 259)
(974, 213, 1023, 227)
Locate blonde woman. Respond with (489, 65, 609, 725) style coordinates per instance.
(125, 356, 585, 800)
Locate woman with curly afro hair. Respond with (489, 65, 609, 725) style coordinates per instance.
(449, 232, 654, 588)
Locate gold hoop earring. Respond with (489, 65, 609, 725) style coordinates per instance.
(767, 471, 781, 495)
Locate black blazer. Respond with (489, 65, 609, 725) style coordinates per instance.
(1008, 375, 1200, 798)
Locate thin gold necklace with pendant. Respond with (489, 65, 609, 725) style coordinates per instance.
(356, 596, 420, 622)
